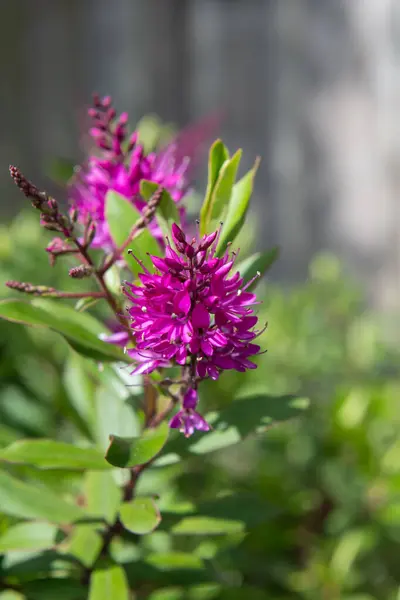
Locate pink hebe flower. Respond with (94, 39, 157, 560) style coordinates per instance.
(123, 223, 265, 436)
(69, 96, 190, 250)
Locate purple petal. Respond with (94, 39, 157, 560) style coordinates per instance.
(183, 388, 198, 410)
(151, 256, 169, 272)
(212, 355, 236, 369)
(207, 364, 220, 380)
(192, 303, 210, 329)
(201, 339, 213, 356)
(175, 291, 191, 314)
(169, 412, 183, 429)
(214, 261, 233, 279)
(100, 331, 129, 346)
(197, 360, 207, 378)
(191, 411, 210, 432)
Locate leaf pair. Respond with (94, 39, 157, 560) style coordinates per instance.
(199, 139, 278, 285)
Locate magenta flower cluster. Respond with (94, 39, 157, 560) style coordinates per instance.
(123, 223, 263, 435)
(69, 95, 189, 249)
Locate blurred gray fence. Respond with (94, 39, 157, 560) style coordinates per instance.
(1, 0, 399, 309)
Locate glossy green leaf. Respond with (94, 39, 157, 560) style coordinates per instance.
(89, 564, 129, 600)
(201, 147, 242, 235)
(63, 351, 96, 439)
(65, 524, 103, 568)
(120, 498, 161, 534)
(161, 395, 309, 460)
(200, 140, 229, 235)
(236, 248, 280, 291)
(94, 384, 141, 451)
(0, 592, 24, 600)
(0, 299, 127, 363)
(140, 180, 179, 239)
(0, 471, 83, 523)
(85, 471, 122, 524)
(171, 516, 244, 536)
(216, 158, 260, 254)
(34, 298, 105, 337)
(105, 422, 169, 468)
(21, 578, 84, 600)
(1, 549, 71, 578)
(0, 522, 58, 553)
(105, 190, 160, 276)
(0, 439, 111, 471)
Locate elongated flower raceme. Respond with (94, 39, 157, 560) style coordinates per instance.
(123, 223, 265, 436)
(69, 95, 190, 250)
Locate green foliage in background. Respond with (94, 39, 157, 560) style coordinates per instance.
(0, 210, 399, 599)
(0, 128, 399, 600)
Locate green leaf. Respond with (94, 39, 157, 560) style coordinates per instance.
(0, 471, 83, 523)
(89, 564, 129, 600)
(21, 578, 84, 600)
(94, 384, 141, 451)
(171, 516, 244, 536)
(105, 190, 160, 276)
(0, 439, 111, 470)
(85, 471, 122, 524)
(236, 248, 280, 291)
(0, 299, 128, 363)
(63, 351, 96, 439)
(0, 592, 24, 600)
(140, 180, 179, 239)
(216, 158, 260, 254)
(105, 422, 169, 468)
(120, 498, 161, 534)
(65, 524, 103, 568)
(200, 146, 242, 235)
(161, 395, 309, 460)
(1, 549, 74, 578)
(0, 522, 58, 553)
(164, 492, 278, 535)
(75, 296, 100, 312)
(104, 265, 121, 295)
(200, 140, 229, 235)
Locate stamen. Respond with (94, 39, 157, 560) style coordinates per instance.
(241, 270, 261, 292)
(195, 219, 200, 243)
(127, 249, 150, 273)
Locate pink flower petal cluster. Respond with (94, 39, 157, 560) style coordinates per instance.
(69, 96, 189, 250)
(123, 223, 264, 435)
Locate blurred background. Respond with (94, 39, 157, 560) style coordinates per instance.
(1, 2, 400, 599)
(1, 0, 400, 309)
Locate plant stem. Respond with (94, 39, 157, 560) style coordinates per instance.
(71, 236, 135, 344)
(49, 291, 106, 299)
(82, 386, 182, 586)
(5, 281, 106, 299)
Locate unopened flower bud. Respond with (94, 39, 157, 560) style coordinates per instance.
(69, 265, 94, 279)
